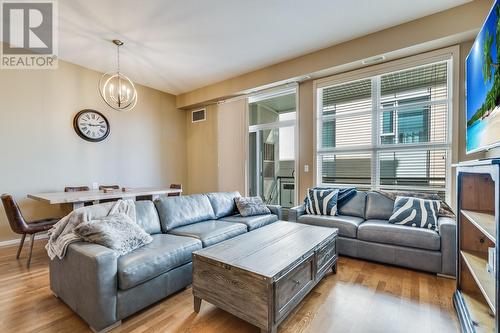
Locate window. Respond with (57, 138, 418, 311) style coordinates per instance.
(316, 60, 451, 197)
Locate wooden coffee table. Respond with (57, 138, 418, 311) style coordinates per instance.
(192, 221, 338, 333)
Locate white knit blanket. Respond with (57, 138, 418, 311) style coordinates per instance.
(45, 200, 136, 260)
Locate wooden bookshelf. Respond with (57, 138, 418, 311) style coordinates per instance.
(454, 159, 499, 333)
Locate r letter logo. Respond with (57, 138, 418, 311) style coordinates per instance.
(1, 1, 58, 69)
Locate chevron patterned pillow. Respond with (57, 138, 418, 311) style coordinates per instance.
(305, 188, 339, 216)
(389, 196, 441, 230)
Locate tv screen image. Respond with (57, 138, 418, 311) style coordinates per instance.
(466, 0, 500, 154)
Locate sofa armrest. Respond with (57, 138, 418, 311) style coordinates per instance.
(438, 217, 456, 277)
(289, 204, 306, 222)
(50, 242, 119, 331)
(267, 204, 283, 220)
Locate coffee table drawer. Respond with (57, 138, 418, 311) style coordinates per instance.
(274, 255, 314, 321)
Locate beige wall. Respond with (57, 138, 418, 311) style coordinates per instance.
(487, 148, 500, 158)
(217, 99, 247, 194)
(0, 60, 187, 242)
(176, 0, 492, 109)
(298, 80, 314, 201)
(184, 99, 247, 195)
(185, 105, 219, 194)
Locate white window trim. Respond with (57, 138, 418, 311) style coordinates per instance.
(312, 46, 459, 202)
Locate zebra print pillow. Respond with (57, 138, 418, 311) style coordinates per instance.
(305, 188, 339, 216)
(389, 196, 441, 230)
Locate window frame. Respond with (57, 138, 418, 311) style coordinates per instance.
(313, 48, 455, 201)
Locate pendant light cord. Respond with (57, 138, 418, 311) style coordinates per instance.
(117, 44, 120, 74)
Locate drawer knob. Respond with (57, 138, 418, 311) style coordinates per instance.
(293, 279, 300, 285)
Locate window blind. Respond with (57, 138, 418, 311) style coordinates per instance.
(316, 60, 451, 195)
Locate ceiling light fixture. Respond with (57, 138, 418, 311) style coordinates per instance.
(99, 39, 138, 111)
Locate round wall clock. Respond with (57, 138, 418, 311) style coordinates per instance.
(73, 109, 110, 142)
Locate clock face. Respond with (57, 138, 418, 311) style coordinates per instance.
(73, 110, 110, 142)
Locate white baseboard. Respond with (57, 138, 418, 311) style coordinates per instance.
(0, 233, 48, 248)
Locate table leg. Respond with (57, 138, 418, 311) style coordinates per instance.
(72, 202, 84, 210)
(193, 296, 202, 313)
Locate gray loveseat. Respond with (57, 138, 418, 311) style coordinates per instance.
(49, 191, 281, 332)
(289, 191, 456, 277)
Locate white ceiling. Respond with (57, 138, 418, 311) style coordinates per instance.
(56, 0, 471, 95)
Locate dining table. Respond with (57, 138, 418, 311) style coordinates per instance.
(28, 187, 182, 210)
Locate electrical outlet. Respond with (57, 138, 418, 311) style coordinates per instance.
(304, 164, 309, 173)
(92, 182, 99, 190)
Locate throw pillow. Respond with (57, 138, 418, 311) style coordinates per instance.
(305, 188, 339, 216)
(308, 187, 356, 205)
(74, 213, 153, 256)
(234, 196, 271, 217)
(388, 196, 441, 230)
(374, 190, 455, 218)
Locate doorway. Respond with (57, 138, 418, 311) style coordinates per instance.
(248, 87, 298, 209)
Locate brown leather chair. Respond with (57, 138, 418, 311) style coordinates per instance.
(99, 185, 120, 203)
(1, 194, 59, 268)
(99, 185, 120, 191)
(65, 186, 92, 206)
(64, 186, 90, 192)
(168, 184, 182, 197)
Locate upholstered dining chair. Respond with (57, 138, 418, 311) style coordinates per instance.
(167, 184, 182, 197)
(1, 194, 59, 268)
(64, 186, 90, 192)
(99, 185, 120, 203)
(99, 185, 120, 191)
(65, 186, 93, 206)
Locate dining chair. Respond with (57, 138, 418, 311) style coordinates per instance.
(64, 186, 90, 192)
(99, 185, 120, 191)
(99, 185, 120, 203)
(1, 194, 59, 268)
(168, 184, 182, 197)
(65, 186, 92, 206)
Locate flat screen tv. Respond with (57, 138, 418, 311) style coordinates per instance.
(466, 0, 500, 154)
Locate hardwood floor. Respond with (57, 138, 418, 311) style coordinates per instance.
(0, 239, 459, 333)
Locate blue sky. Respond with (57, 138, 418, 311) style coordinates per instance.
(466, 1, 498, 122)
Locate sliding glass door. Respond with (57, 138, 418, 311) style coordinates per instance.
(248, 87, 297, 208)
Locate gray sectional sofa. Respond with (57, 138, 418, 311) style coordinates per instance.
(289, 191, 456, 277)
(49, 192, 281, 332)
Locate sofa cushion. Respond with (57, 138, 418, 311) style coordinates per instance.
(117, 234, 202, 290)
(357, 219, 441, 251)
(219, 213, 278, 231)
(168, 220, 247, 247)
(338, 191, 367, 219)
(154, 194, 216, 232)
(365, 192, 394, 220)
(297, 214, 364, 238)
(205, 191, 240, 218)
(135, 201, 162, 234)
